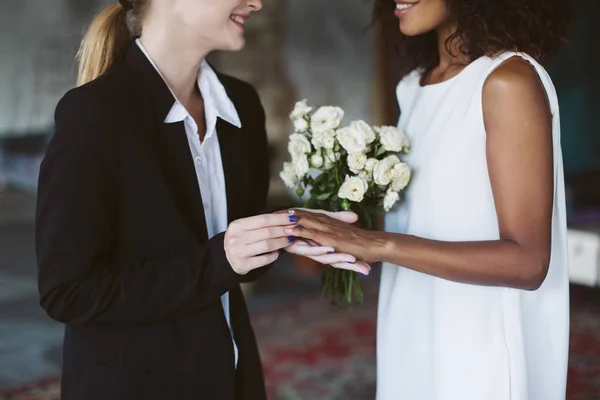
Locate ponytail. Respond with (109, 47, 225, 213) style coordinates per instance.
(76, 4, 132, 86)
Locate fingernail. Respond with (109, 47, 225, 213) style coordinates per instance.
(349, 261, 355, 264)
(288, 236, 295, 243)
(295, 225, 304, 229)
(327, 251, 334, 254)
(289, 216, 299, 223)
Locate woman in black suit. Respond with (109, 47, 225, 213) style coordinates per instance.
(35, 1, 369, 399)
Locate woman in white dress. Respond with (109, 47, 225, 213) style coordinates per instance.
(286, 0, 572, 398)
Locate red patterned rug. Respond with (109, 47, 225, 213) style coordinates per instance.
(2, 282, 599, 400)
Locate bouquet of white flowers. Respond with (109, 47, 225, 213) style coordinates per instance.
(281, 100, 412, 305)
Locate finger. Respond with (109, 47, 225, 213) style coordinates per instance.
(243, 226, 290, 244)
(235, 213, 299, 231)
(309, 253, 357, 264)
(285, 226, 326, 244)
(327, 211, 359, 224)
(245, 250, 280, 271)
(243, 237, 292, 258)
(286, 241, 336, 257)
(331, 261, 371, 275)
(294, 238, 322, 247)
(294, 208, 359, 224)
(287, 238, 319, 247)
(289, 214, 338, 233)
(356, 261, 372, 271)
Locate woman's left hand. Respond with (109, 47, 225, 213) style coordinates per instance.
(282, 209, 371, 275)
(285, 209, 386, 263)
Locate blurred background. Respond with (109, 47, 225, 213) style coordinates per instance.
(0, 0, 598, 399)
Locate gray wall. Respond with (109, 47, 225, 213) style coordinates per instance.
(284, 0, 374, 123)
(0, 0, 112, 136)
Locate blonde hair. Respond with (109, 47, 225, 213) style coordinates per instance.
(76, 3, 144, 86)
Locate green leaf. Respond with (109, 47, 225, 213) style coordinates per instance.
(362, 211, 373, 229)
(312, 173, 328, 187)
(304, 196, 317, 209)
(316, 192, 333, 201)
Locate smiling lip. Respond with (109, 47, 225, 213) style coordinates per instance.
(394, 1, 418, 17)
(230, 14, 249, 30)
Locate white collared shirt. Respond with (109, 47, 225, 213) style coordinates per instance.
(136, 39, 240, 367)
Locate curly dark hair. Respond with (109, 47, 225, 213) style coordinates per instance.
(373, 0, 573, 78)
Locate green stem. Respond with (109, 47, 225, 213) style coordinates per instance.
(347, 272, 353, 305)
(322, 257, 367, 305)
(332, 160, 341, 186)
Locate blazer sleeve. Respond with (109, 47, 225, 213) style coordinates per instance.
(36, 88, 243, 326)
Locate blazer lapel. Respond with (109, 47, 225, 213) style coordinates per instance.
(126, 43, 208, 242)
(155, 122, 209, 242)
(217, 117, 244, 224)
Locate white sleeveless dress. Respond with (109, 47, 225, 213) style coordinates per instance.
(377, 52, 570, 400)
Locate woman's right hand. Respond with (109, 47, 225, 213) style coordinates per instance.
(224, 213, 299, 275)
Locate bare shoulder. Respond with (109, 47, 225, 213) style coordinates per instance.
(482, 57, 549, 109)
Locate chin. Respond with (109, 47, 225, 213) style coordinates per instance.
(220, 37, 246, 52)
(398, 21, 430, 37)
(227, 42, 245, 52)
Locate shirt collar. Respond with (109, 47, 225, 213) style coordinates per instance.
(135, 39, 242, 130)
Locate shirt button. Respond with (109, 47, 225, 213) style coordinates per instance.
(194, 156, 202, 164)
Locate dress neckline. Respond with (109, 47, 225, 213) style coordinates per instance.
(418, 56, 486, 89)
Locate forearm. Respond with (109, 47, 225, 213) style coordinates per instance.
(38, 233, 241, 326)
(377, 232, 549, 290)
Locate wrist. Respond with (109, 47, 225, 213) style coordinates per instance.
(367, 231, 396, 263)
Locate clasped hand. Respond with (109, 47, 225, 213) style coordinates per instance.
(284, 209, 383, 264)
(223, 209, 371, 276)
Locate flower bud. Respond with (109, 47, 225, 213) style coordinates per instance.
(341, 199, 351, 211)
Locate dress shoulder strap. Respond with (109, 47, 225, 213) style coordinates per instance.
(483, 52, 560, 114)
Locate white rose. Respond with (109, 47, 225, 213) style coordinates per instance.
(292, 117, 309, 133)
(288, 133, 312, 157)
(347, 152, 367, 174)
(350, 120, 376, 144)
(311, 131, 323, 149)
(358, 170, 371, 182)
(289, 133, 312, 156)
(323, 149, 336, 170)
(322, 133, 337, 150)
(311, 106, 344, 134)
(364, 158, 379, 173)
(310, 154, 324, 168)
(280, 162, 298, 188)
(376, 126, 411, 153)
(290, 99, 312, 120)
(311, 129, 336, 150)
(383, 189, 400, 212)
(336, 126, 367, 154)
(338, 175, 369, 203)
(391, 162, 411, 191)
(373, 155, 400, 186)
(292, 154, 310, 178)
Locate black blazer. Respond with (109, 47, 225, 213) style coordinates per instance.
(36, 43, 270, 400)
